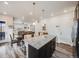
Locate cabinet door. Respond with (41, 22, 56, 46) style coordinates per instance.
(28, 45, 38, 58)
(39, 45, 47, 58)
(46, 42, 52, 57)
(39, 40, 54, 58)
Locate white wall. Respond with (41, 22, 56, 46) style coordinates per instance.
(48, 11, 74, 46)
(35, 10, 74, 46)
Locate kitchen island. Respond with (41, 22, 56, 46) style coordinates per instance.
(24, 35, 56, 58)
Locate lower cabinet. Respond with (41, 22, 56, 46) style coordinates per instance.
(28, 37, 56, 58)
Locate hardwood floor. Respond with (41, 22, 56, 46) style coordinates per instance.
(52, 43, 76, 58)
(57, 43, 74, 54)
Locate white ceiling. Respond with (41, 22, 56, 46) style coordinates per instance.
(0, 1, 78, 22)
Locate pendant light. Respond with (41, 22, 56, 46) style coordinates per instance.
(42, 9, 46, 25)
(42, 9, 47, 32)
(40, 9, 45, 21)
(32, 2, 36, 22)
(32, 2, 37, 25)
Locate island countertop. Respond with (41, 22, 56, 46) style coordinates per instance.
(24, 35, 56, 49)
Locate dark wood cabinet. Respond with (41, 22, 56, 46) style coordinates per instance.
(28, 37, 56, 58)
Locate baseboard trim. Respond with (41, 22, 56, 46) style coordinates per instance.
(56, 41, 73, 47)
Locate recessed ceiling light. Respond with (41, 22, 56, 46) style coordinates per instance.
(4, 1, 8, 5)
(29, 12, 33, 15)
(64, 10, 67, 13)
(3, 12, 7, 15)
(33, 22, 36, 25)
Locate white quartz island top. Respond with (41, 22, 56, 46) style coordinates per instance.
(24, 35, 56, 49)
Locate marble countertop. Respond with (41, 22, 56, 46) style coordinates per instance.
(24, 35, 56, 49)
